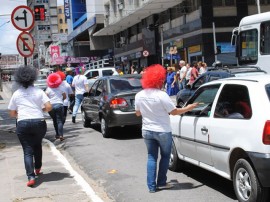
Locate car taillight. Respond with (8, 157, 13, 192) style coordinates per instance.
(262, 121, 270, 144)
(110, 98, 128, 108)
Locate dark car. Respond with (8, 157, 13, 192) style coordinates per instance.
(176, 66, 266, 106)
(81, 74, 142, 138)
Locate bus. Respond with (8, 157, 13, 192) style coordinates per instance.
(231, 12, 270, 73)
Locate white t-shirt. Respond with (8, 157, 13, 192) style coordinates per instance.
(8, 86, 50, 122)
(135, 88, 176, 132)
(72, 74, 88, 95)
(60, 81, 73, 106)
(199, 67, 207, 75)
(179, 66, 187, 79)
(186, 68, 191, 80)
(46, 85, 65, 104)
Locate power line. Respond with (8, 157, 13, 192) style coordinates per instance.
(0, 20, 10, 29)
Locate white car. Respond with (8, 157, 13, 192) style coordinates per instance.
(84, 67, 116, 88)
(170, 74, 270, 202)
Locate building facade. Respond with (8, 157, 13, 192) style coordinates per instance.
(27, 0, 58, 68)
(68, 0, 270, 71)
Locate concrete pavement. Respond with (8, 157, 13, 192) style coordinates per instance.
(0, 82, 105, 202)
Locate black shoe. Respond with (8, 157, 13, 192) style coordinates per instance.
(72, 116, 76, 123)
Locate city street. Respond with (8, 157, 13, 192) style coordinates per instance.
(0, 82, 238, 202)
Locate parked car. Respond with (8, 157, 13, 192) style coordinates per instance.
(34, 75, 47, 91)
(81, 74, 142, 138)
(170, 74, 270, 202)
(84, 67, 116, 88)
(176, 66, 266, 106)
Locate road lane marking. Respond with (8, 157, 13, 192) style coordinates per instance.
(43, 139, 104, 202)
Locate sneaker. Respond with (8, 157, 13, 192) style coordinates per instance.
(149, 190, 156, 193)
(35, 168, 41, 175)
(27, 179, 35, 187)
(72, 116, 76, 123)
(157, 183, 173, 190)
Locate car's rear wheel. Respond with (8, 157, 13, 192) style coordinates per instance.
(81, 110, 91, 127)
(101, 117, 111, 138)
(233, 158, 269, 202)
(169, 141, 184, 172)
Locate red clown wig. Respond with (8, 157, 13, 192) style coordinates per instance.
(141, 64, 166, 89)
(56, 71, 66, 81)
(47, 73, 62, 88)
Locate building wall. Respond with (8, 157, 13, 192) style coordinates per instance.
(57, 5, 68, 33)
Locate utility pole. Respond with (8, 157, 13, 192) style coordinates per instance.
(256, 0, 261, 14)
(212, 22, 217, 62)
(160, 25, 164, 67)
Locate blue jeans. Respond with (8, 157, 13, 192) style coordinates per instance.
(49, 103, 64, 136)
(179, 78, 186, 90)
(142, 130, 172, 191)
(17, 119, 47, 180)
(72, 94, 84, 117)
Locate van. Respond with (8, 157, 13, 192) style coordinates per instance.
(84, 67, 116, 88)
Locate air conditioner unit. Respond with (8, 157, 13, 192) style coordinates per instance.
(118, 3, 124, 10)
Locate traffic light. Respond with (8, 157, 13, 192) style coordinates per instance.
(0, 53, 1, 60)
(34, 5, 45, 21)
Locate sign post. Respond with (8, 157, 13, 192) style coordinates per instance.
(11, 5, 35, 65)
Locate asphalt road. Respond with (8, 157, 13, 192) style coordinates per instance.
(44, 115, 238, 202)
(1, 82, 237, 202)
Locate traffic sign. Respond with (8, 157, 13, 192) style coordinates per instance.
(16, 32, 35, 57)
(143, 50, 149, 57)
(11, 5, 34, 31)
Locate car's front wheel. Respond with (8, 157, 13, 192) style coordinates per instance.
(169, 141, 184, 172)
(233, 158, 269, 202)
(101, 117, 111, 138)
(81, 110, 91, 127)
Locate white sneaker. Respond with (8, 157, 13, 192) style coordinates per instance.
(157, 183, 173, 190)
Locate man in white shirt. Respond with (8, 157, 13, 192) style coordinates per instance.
(71, 66, 88, 123)
(178, 60, 187, 90)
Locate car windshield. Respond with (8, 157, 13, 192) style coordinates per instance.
(110, 77, 142, 92)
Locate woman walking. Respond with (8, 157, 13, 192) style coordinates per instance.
(166, 66, 179, 96)
(8, 66, 52, 187)
(135, 64, 198, 193)
(46, 73, 66, 141)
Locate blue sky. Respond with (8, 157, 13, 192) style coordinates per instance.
(0, 0, 63, 55)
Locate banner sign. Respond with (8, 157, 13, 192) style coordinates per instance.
(64, 0, 70, 19)
(50, 46, 60, 62)
(50, 56, 99, 65)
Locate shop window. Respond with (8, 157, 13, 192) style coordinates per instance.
(213, 0, 235, 6)
(60, 29, 63, 33)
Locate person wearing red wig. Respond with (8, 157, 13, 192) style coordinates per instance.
(56, 71, 73, 124)
(135, 64, 198, 193)
(46, 73, 66, 141)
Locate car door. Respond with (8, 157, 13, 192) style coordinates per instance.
(90, 80, 104, 122)
(210, 84, 252, 174)
(179, 84, 220, 165)
(83, 80, 100, 122)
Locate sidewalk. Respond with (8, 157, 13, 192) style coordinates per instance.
(0, 82, 102, 202)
